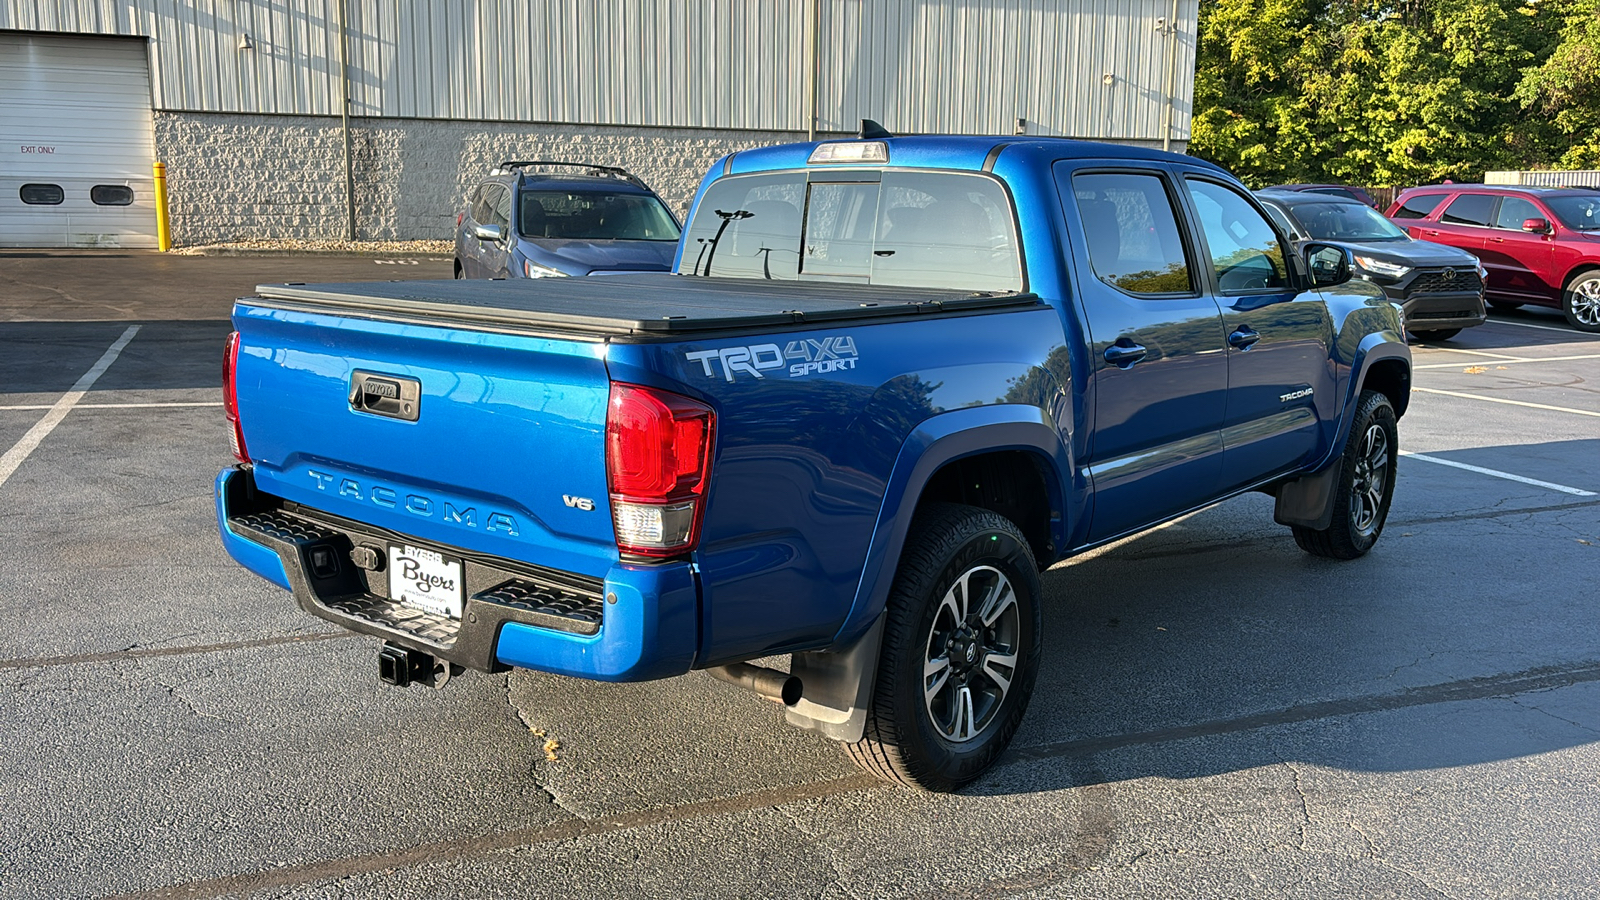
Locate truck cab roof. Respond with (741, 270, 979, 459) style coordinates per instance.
(724, 134, 1233, 178)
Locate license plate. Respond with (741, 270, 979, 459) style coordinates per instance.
(388, 544, 464, 619)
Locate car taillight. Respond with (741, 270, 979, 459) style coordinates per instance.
(223, 331, 250, 464)
(605, 382, 714, 557)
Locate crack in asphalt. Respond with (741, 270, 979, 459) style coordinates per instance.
(503, 674, 586, 820)
(1280, 760, 1312, 853)
(89, 659, 1600, 899)
(1510, 695, 1600, 738)
(0, 631, 358, 671)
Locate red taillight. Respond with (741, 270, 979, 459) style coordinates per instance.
(223, 331, 250, 464)
(605, 382, 714, 557)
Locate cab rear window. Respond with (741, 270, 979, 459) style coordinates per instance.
(680, 171, 1022, 292)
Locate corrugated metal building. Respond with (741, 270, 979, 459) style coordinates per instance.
(1, 0, 1198, 247)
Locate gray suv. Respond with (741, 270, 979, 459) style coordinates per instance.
(454, 162, 682, 280)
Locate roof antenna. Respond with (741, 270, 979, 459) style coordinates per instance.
(859, 119, 892, 139)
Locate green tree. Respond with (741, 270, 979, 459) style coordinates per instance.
(1516, 0, 1600, 166)
(1192, 0, 1560, 187)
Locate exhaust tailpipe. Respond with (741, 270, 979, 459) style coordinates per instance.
(706, 662, 803, 706)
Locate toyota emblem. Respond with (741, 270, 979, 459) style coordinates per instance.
(1442, 267, 1456, 281)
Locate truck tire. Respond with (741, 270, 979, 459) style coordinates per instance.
(845, 503, 1041, 792)
(1291, 390, 1398, 560)
(1563, 271, 1600, 333)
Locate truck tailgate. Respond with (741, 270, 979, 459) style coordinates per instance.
(232, 301, 616, 579)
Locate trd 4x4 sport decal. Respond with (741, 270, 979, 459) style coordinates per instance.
(686, 336, 860, 382)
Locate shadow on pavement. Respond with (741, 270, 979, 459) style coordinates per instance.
(1, 320, 232, 394)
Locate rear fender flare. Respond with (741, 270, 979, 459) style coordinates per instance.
(784, 405, 1069, 742)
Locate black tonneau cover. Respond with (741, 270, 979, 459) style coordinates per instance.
(252, 273, 1041, 336)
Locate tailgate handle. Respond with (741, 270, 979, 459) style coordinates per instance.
(349, 371, 420, 422)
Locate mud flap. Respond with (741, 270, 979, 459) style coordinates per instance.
(784, 614, 885, 742)
(1273, 457, 1344, 531)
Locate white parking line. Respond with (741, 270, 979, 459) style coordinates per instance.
(1488, 317, 1595, 334)
(0, 401, 222, 411)
(0, 326, 141, 491)
(1414, 353, 1600, 370)
(1412, 387, 1600, 418)
(1419, 347, 1529, 361)
(1401, 451, 1596, 497)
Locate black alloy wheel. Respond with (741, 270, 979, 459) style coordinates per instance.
(846, 503, 1042, 792)
(1291, 390, 1399, 560)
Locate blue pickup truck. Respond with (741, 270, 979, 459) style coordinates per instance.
(217, 135, 1410, 791)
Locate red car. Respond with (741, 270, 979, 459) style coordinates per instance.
(1387, 185, 1600, 332)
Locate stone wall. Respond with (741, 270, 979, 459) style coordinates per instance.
(154, 111, 804, 245)
(152, 110, 1180, 245)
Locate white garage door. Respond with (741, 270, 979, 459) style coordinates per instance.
(0, 33, 157, 249)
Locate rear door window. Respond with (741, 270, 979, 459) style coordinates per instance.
(1393, 193, 1446, 219)
(1493, 197, 1543, 229)
(1441, 193, 1495, 227)
(470, 185, 493, 224)
(488, 185, 512, 229)
(1071, 172, 1194, 294)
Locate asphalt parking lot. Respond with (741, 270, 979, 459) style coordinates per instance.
(2, 251, 1598, 899)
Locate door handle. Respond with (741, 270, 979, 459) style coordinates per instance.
(1490, 237, 1506, 243)
(1103, 340, 1147, 368)
(1422, 229, 1440, 236)
(1229, 326, 1261, 350)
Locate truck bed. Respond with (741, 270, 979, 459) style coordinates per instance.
(252, 273, 1041, 336)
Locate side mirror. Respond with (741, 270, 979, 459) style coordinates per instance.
(1521, 217, 1551, 234)
(1304, 242, 1352, 288)
(472, 223, 507, 243)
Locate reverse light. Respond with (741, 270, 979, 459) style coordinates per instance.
(524, 260, 569, 278)
(223, 331, 250, 464)
(807, 141, 889, 165)
(606, 383, 715, 557)
(1353, 255, 1411, 279)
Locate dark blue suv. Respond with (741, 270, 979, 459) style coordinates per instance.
(454, 162, 683, 279)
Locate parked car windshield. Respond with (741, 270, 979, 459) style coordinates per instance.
(1287, 201, 1408, 241)
(519, 190, 681, 241)
(1543, 194, 1600, 231)
(678, 170, 1023, 292)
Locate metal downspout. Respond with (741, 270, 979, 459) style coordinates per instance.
(1162, 0, 1180, 152)
(336, 0, 355, 240)
(807, 0, 820, 141)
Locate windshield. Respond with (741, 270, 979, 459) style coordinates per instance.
(1287, 201, 1408, 241)
(677, 171, 1022, 292)
(518, 190, 681, 241)
(1545, 195, 1600, 231)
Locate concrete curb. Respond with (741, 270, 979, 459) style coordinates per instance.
(176, 248, 452, 258)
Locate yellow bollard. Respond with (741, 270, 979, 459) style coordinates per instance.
(153, 161, 172, 251)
